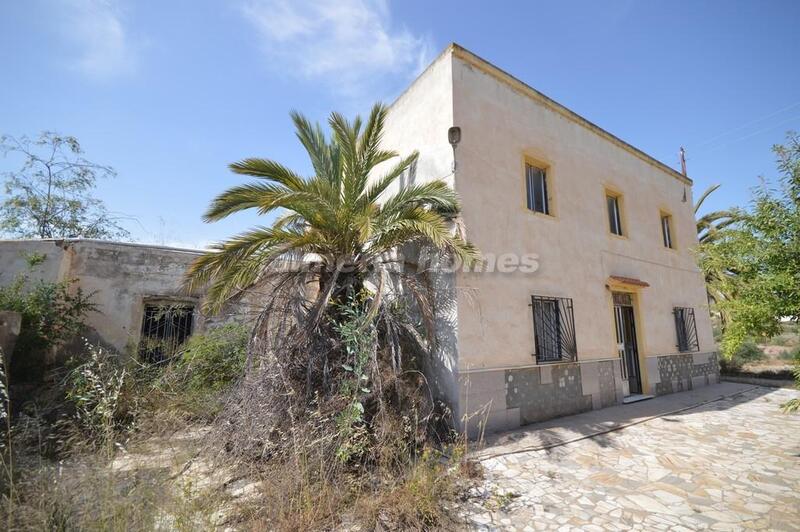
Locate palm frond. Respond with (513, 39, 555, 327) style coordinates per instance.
(378, 180, 461, 224)
(189, 103, 481, 312)
(203, 183, 337, 225)
(229, 158, 307, 191)
(694, 183, 721, 215)
(186, 225, 331, 311)
(291, 110, 341, 189)
(202, 182, 289, 222)
(359, 151, 418, 208)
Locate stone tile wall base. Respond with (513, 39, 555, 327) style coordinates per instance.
(458, 359, 621, 438)
(458, 351, 720, 437)
(654, 352, 719, 396)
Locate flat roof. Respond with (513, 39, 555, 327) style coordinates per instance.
(0, 238, 206, 255)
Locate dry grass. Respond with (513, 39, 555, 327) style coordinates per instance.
(1, 276, 483, 531)
(1, 353, 479, 531)
(1, 416, 225, 531)
(229, 442, 478, 531)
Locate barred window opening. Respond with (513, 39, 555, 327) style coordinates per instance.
(139, 303, 194, 363)
(673, 307, 699, 352)
(531, 295, 577, 363)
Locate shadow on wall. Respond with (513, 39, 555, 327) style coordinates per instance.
(0, 311, 22, 368)
(415, 256, 461, 427)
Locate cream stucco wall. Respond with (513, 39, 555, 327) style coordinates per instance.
(372, 44, 717, 427)
(449, 47, 715, 382)
(376, 51, 463, 407)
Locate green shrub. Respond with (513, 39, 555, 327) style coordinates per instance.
(178, 323, 249, 392)
(0, 257, 95, 379)
(133, 323, 250, 422)
(720, 339, 765, 374)
(778, 347, 799, 361)
(733, 339, 763, 363)
(771, 335, 789, 346)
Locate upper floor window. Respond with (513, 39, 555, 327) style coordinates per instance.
(673, 307, 699, 352)
(661, 213, 674, 249)
(525, 163, 549, 215)
(606, 192, 624, 236)
(530, 295, 577, 363)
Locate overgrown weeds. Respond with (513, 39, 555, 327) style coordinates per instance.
(0, 253, 96, 380)
(0, 325, 250, 530)
(2, 263, 479, 530)
(4, 454, 218, 531)
(203, 273, 478, 530)
(235, 432, 476, 530)
(132, 322, 249, 425)
(64, 341, 130, 455)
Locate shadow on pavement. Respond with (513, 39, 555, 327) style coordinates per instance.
(473, 382, 781, 459)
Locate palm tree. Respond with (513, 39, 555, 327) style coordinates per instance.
(694, 184, 740, 326)
(184, 104, 480, 460)
(695, 184, 739, 245)
(185, 101, 479, 320)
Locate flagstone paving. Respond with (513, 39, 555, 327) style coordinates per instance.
(460, 386, 800, 531)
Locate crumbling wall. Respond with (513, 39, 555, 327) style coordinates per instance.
(0, 240, 212, 361)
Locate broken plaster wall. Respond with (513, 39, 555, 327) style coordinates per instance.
(0, 239, 250, 362)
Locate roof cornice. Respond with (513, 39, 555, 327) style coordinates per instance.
(448, 43, 693, 186)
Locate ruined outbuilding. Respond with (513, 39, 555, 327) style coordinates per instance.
(0, 239, 249, 368)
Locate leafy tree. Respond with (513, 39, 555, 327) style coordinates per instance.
(0, 132, 130, 240)
(702, 132, 800, 357)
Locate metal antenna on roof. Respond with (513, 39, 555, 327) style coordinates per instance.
(679, 146, 687, 176)
(680, 146, 688, 202)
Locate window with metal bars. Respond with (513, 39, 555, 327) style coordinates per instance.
(138, 303, 194, 363)
(525, 164, 550, 215)
(673, 307, 699, 352)
(530, 295, 577, 363)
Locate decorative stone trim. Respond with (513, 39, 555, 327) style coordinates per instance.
(458, 359, 623, 437)
(654, 351, 719, 396)
(457, 351, 719, 437)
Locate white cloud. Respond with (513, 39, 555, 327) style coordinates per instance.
(240, 0, 432, 96)
(58, 0, 138, 80)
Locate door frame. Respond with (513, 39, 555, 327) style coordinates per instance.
(606, 282, 649, 395)
(614, 300, 642, 395)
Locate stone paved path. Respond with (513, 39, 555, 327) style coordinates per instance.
(460, 386, 800, 531)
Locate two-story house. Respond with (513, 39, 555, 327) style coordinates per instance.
(379, 44, 718, 435)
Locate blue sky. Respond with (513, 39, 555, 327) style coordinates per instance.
(2, 0, 798, 248)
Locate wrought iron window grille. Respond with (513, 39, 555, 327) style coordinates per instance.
(138, 303, 195, 363)
(530, 295, 577, 363)
(673, 306, 699, 353)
